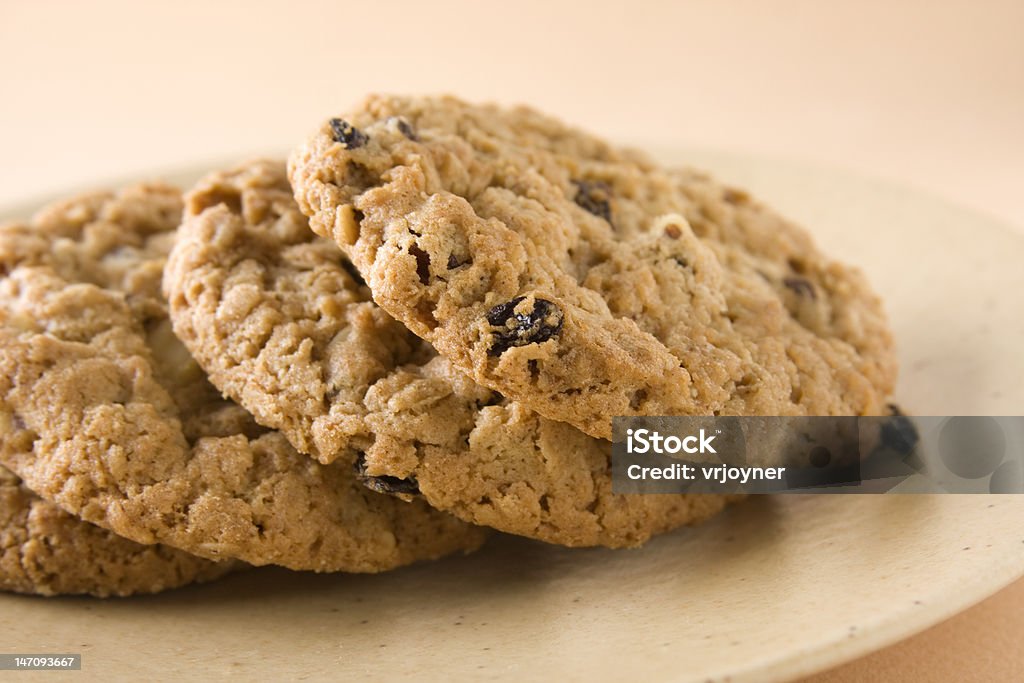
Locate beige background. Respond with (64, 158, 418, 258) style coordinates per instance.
(1, 1, 1022, 680)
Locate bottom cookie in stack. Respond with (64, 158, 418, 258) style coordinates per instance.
(0, 183, 487, 578)
(1, 465, 237, 597)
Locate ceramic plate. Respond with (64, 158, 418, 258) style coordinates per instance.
(1, 150, 1022, 682)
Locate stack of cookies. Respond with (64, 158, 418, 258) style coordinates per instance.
(0, 95, 897, 597)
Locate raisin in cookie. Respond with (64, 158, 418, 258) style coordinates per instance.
(165, 160, 737, 548)
(289, 95, 897, 440)
(0, 184, 487, 572)
(0, 464, 236, 597)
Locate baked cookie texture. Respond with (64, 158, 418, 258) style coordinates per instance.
(0, 184, 487, 572)
(0, 465, 235, 597)
(289, 94, 898, 440)
(165, 160, 738, 548)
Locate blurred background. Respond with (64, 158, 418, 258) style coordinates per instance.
(1, 1, 1022, 680)
(1, 0, 1021, 230)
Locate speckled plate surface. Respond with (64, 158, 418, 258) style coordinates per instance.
(1, 151, 1022, 682)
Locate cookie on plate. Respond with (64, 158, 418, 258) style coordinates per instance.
(0, 464, 236, 597)
(289, 94, 897, 440)
(165, 160, 738, 548)
(0, 184, 487, 572)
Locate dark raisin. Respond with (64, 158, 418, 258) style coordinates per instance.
(354, 454, 419, 496)
(783, 277, 817, 300)
(486, 296, 564, 356)
(329, 118, 368, 149)
(409, 245, 431, 285)
(340, 259, 366, 287)
(572, 180, 611, 222)
(880, 410, 919, 454)
(664, 224, 682, 239)
(392, 117, 418, 141)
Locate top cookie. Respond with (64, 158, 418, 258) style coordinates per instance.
(0, 183, 486, 572)
(289, 95, 897, 439)
(165, 160, 738, 548)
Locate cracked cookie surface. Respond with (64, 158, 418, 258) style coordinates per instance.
(0, 183, 487, 572)
(166, 160, 738, 548)
(0, 465, 235, 597)
(289, 94, 897, 440)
